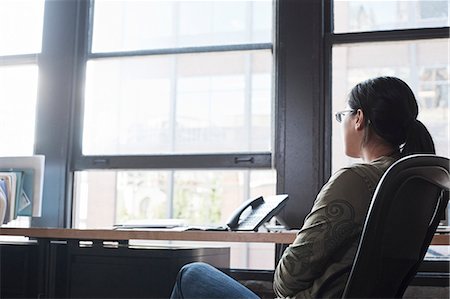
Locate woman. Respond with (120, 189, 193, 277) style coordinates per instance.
(170, 76, 435, 299)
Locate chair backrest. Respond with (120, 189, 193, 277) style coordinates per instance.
(342, 154, 450, 299)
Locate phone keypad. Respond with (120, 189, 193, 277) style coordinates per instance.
(238, 200, 280, 231)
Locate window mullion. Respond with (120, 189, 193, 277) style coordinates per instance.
(33, 0, 86, 227)
(329, 26, 449, 45)
(0, 54, 38, 66)
(88, 43, 273, 60)
(72, 152, 272, 170)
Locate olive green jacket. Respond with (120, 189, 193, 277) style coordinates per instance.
(274, 156, 397, 298)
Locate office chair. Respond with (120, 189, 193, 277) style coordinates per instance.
(342, 154, 450, 299)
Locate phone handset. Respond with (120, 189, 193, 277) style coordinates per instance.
(226, 196, 264, 230)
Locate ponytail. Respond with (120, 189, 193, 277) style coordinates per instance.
(401, 119, 435, 156)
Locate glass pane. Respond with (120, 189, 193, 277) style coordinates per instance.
(72, 169, 276, 229)
(83, 50, 272, 155)
(334, 0, 449, 33)
(0, 65, 38, 156)
(332, 39, 449, 173)
(0, 0, 45, 55)
(73, 169, 276, 270)
(91, 0, 272, 53)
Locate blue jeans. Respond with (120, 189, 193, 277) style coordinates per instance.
(170, 262, 261, 299)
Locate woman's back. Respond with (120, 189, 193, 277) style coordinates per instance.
(274, 155, 398, 298)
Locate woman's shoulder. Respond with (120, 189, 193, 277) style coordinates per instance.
(348, 156, 396, 177)
(331, 156, 398, 191)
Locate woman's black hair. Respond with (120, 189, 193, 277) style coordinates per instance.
(348, 76, 435, 157)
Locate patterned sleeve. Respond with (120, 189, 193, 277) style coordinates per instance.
(273, 168, 372, 298)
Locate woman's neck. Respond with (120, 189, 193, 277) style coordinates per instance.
(360, 141, 396, 162)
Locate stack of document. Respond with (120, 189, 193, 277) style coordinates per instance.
(0, 168, 34, 223)
(0, 155, 45, 224)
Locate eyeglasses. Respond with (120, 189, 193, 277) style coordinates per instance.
(335, 110, 355, 123)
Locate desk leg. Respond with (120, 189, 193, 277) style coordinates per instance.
(36, 238, 67, 298)
(36, 238, 51, 298)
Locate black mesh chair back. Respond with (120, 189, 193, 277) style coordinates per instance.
(342, 154, 450, 298)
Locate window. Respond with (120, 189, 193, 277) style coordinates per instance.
(331, 1, 449, 172)
(82, 51, 272, 155)
(0, 65, 39, 156)
(0, 0, 45, 156)
(73, 0, 274, 228)
(69, 0, 275, 269)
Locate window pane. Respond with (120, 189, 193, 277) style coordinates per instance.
(0, 0, 45, 55)
(72, 169, 276, 270)
(72, 170, 276, 270)
(332, 39, 449, 173)
(91, 0, 272, 53)
(334, 0, 449, 33)
(83, 50, 272, 155)
(0, 65, 38, 156)
(72, 169, 276, 229)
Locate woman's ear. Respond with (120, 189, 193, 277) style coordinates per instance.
(354, 109, 366, 131)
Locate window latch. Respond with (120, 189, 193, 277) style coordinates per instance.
(93, 158, 109, 165)
(234, 157, 254, 164)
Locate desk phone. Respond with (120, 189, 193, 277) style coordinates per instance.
(226, 194, 289, 231)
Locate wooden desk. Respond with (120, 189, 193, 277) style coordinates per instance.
(0, 227, 448, 245)
(0, 227, 297, 244)
(0, 228, 234, 299)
